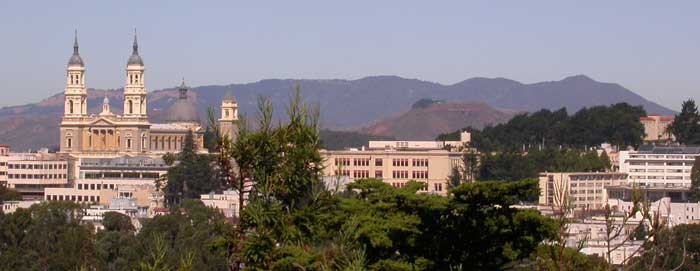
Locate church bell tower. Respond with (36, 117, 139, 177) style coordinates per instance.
(123, 30, 147, 119)
(64, 30, 87, 117)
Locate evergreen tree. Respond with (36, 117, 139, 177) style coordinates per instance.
(690, 157, 700, 201)
(669, 99, 700, 144)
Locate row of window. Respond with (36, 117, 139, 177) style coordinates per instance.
(629, 154, 696, 159)
(77, 183, 118, 190)
(630, 161, 687, 166)
(335, 170, 429, 180)
(334, 158, 429, 168)
(630, 168, 689, 173)
(7, 163, 67, 170)
(570, 189, 603, 194)
(629, 175, 687, 180)
(84, 172, 160, 180)
(390, 182, 443, 192)
(7, 174, 66, 179)
(570, 182, 611, 187)
(46, 194, 100, 203)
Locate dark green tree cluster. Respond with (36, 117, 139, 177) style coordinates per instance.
(628, 223, 700, 270)
(668, 99, 700, 144)
(0, 199, 236, 271)
(159, 130, 219, 205)
(0, 186, 21, 203)
(478, 148, 612, 182)
(237, 178, 557, 270)
(437, 103, 647, 151)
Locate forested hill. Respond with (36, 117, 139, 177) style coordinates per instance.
(438, 103, 648, 151)
(0, 75, 674, 150)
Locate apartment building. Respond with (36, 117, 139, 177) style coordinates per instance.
(44, 156, 166, 208)
(640, 115, 674, 142)
(618, 145, 699, 187)
(538, 172, 628, 210)
(0, 147, 70, 199)
(321, 133, 470, 195)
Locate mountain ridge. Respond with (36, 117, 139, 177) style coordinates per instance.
(0, 74, 676, 151)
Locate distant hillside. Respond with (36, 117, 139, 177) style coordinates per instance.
(360, 102, 515, 140)
(0, 75, 675, 150)
(320, 130, 395, 150)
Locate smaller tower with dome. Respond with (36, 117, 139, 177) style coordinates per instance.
(219, 90, 239, 142)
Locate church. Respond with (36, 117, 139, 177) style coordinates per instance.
(59, 32, 238, 157)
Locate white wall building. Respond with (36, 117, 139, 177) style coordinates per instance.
(618, 145, 700, 187)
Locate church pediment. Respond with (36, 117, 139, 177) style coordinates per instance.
(89, 117, 117, 126)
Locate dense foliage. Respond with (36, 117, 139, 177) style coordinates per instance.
(668, 99, 700, 144)
(437, 103, 646, 151)
(159, 131, 219, 205)
(478, 148, 612, 182)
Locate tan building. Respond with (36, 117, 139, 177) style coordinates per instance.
(321, 134, 470, 195)
(640, 115, 674, 142)
(538, 172, 628, 211)
(0, 149, 69, 199)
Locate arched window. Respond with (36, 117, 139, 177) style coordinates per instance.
(128, 100, 133, 114)
(69, 100, 74, 114)
(66, 138, 72, 148)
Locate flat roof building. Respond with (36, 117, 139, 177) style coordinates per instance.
(618, 145, 700, 187)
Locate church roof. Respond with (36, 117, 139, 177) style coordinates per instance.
(68, 31, 84, 67)
(127, 31, 144, 66)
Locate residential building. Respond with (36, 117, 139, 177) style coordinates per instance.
(607, 184, 700, 226)
(640, 115, 674, 142)
(44, 156, 167, 209)
(538, 172, 628, 211)
(618, 145, 700, 187)
(1, 200, 40, 214)
(201, 190, 240, 218)
(0, 149, 70, 199)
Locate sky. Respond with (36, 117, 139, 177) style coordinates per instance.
(0, 1, 698, 110)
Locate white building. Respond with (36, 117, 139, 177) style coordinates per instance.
(618, 145, 700, 187)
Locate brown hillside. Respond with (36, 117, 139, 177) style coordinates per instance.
(360, 102, 515, 140)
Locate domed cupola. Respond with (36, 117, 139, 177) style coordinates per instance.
(68, 30, 84, 67)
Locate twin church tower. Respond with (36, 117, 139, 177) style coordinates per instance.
(59, 31, 238, 157)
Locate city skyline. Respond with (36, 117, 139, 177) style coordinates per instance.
(1, 1, 699, 110)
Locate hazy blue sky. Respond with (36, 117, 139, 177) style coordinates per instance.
(0, 1, 698, 110)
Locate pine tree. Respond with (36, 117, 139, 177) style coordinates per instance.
(669, 99, 700, 144)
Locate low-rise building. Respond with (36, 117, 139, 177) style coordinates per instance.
(321, 135, 470, 195)
(0, 148, 70, 199)
(640, 115, 674, 143)
(538, 172, 628, 211)
(1, 200, 40, 214)
(201, 190, 240, 218)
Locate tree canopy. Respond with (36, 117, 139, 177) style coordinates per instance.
(437, 103, 647, 151)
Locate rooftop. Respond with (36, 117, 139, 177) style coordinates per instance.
(637, 145, 700, 154)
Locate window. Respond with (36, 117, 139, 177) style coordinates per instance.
(412, 171, 429, 179)
(375, 158, 383, 166)
(353, 158, 369, 167)
(67, 138, 72, 148)
(353, 170, 369, 179)
(69, 100, 74, 114)
(334, 158, 350, 166)
(127, 138, 132, 149)
(128, 100, 133, 114)
(392, 170, 409, 179)
(375, 170, 383, 178)
(412, 159, 428, 167)
(392, 159, 408, 167)
(434, 183, 443, 192)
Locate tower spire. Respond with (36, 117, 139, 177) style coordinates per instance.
(179, 77, 188, 99)
(132, 28, 138, 55)
(73, 29, 79, 55)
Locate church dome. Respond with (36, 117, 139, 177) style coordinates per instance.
(164, 80, 199, 123)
